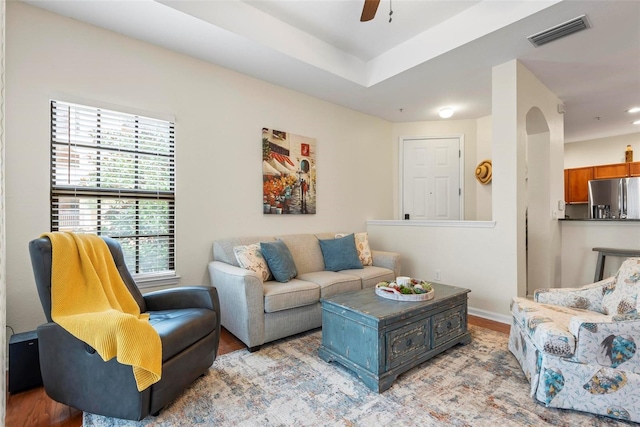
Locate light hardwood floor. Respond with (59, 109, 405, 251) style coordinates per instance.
(5, 315, 509, 427)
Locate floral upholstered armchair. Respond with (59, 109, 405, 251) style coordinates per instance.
(509, 257, 640, 423)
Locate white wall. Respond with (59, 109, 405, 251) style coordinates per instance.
(514, 63, 565, 297)
(526, 128, 555, 294)
(391, 119, 478, 220)
(5, 3, 394, 333)
(369, 60, 564, 321)
(475, 115, 492, 221)
(564, 132, 640, 168)
(366, 221, 506, 322)
(0, 0, 6, 417)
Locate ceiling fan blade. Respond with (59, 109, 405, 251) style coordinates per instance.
(360, 0, 380, 22)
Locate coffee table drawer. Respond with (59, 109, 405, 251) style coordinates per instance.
(432, 305, 466, 347)
(386, 318, 431, 370)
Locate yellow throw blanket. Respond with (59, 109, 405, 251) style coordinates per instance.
(44, 232, 161, 391)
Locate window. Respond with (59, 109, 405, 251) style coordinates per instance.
(50, 100, 176, 285)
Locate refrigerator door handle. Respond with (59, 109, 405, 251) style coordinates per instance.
(621, 179, 627, 219)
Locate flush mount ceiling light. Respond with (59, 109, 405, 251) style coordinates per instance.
(439, 107, 454, 119)
(627, 107, 640, 113)
(633, 120, 640, 125)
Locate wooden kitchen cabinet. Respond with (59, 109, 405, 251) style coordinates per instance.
(565, 162, 640, 204)
(593, 162, 629, 179)
(565, 166, 593, 204)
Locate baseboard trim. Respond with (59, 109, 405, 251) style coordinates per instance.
(468, 307, 511, 325)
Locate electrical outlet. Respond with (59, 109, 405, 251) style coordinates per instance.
(434, 270, 441, 281)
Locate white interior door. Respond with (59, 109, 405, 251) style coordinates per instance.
(402, 137, 461, 220)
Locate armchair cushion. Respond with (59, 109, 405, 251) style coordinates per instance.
(144, 287, 221, 360)
(149, 308, 217, 361)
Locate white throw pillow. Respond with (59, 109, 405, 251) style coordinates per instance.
(233, 244, 272, 282)
(335, 232, 373, 266)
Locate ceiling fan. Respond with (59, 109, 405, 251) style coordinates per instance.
(360, 0, 380, 22)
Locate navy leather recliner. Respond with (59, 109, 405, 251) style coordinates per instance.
(29, 236, 221, 421)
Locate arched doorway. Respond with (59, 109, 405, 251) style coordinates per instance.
(525, 107, 551, 296)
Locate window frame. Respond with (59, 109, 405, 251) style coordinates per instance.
(49, 99, 178, 287)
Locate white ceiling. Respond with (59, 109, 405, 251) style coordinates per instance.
(244, 0, 484, 61)
(24, 0, 640, 143)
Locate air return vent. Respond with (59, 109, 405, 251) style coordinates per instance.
(527, 15, 591, 47)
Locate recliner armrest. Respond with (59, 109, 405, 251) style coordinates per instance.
(144, 286, 220, 312)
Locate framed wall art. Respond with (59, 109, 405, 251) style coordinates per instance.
(262, 128, 316, 215)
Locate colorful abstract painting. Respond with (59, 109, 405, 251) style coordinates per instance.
(262, 128, 316, 215)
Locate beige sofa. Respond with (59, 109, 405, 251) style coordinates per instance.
(208, 232, 400, 351)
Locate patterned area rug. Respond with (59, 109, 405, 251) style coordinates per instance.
(84, 325, 627, 426)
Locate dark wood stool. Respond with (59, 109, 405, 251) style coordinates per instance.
(592, 247, 640, 281)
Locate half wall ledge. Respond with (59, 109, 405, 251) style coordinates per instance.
(366, 220, 496, 228)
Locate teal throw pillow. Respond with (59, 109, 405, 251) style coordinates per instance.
(318, 234, 363, 272)
(260, 240, 298, 283)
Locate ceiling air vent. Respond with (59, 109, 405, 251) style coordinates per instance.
(527, 15, 591, 47)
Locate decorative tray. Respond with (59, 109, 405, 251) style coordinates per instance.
(375, 280, 434, 302)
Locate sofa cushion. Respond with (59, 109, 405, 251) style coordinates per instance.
(149, 308, 216, 361)
(336, 232, 373, 266)
(511, 297, 577, 357)
(213, 236, 276, 266)
(263, 279, 319, 313)
(277, 234, 326, 274)
(318, 234, 363, 272)
(233, 244, 272, 282)
(602, 258, 640, 315)
(297, 271, 361, 298)
(340, 266, 395, 289)
(260, 240, 298, 283)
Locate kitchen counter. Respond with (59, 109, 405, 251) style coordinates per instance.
(561, 220, 640, 287)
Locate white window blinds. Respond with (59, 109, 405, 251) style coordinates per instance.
(50, 100, 176, 278)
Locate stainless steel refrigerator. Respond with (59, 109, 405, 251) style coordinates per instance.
(588, 177, 640, 219)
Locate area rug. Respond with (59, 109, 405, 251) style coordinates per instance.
(84, 325, 627, 426)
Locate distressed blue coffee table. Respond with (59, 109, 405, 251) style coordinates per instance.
(318, 282, 471, 392)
